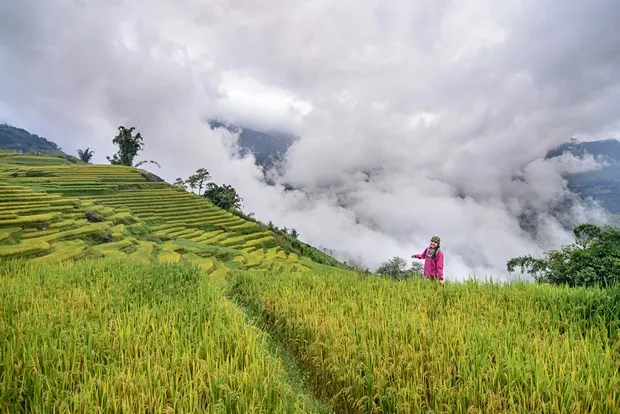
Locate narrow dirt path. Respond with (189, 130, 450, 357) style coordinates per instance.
(222, 281, 335, 414)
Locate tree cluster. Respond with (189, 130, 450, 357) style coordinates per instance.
(175, 168, 242, 211)
(376, 256, 423, 280)
(507, 223, 620, 288)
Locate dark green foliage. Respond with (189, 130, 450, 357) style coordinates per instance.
(507, 223, 620, 287)
(173, 177, 187, 189)
(231, 209, 258, 223)
(376, 256, 422, 280)
(203, 183, 242, 210)
(77, 147, 95, 163)
(107, 126, 144, 166)
(0, 124, 69, 157)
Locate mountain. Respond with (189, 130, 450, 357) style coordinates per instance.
(546, 138, 620, 213)
(207, 119, 297, 171)
(0, 124, 82, 163)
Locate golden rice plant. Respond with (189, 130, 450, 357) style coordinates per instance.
(230, 271, 620, 413)
(0, 259, 325, 413)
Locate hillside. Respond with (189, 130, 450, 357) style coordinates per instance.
(0, 123, 79, 162)
(0, 151, 347, 272)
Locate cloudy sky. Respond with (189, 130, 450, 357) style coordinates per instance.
(1, 0, 619, 280)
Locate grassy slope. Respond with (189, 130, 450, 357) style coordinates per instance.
(0, 151, 343, 274)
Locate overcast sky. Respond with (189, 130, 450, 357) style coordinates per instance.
(1, 0, 619, 280)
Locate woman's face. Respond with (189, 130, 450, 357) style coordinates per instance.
(430, 241, 438, 249)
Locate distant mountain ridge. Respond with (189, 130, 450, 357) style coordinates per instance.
(1, 124, 66, 156)
(0, 124, 80, 163)
(546, 138, 620, 213)
(207, 119, 297, 171)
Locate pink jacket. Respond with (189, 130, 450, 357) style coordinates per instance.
(413, 248, 444, 279)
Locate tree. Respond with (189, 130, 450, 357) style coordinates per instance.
(290, 228, 299, 239)
(507, 223, 620, 287)
(173, 177, 187, 189)
(203, 182, 242, 210)
(76, 147, 94, 163)
(376, 256, 423, 280)
(376, 256, 407, 279)
(187, 168, 211, 195)
(107, 126, 144, 166)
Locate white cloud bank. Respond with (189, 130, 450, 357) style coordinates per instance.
(1, 0, 620, 280)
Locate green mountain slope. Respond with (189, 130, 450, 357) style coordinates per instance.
(0, 124, 81, 162)
(0, 151, 346, 274)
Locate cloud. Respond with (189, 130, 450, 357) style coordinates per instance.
(1, 0, 619, 280)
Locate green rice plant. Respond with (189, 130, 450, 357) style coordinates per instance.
(108, 211, 138, 225)
(92, 240, 135, 259)
(152, 226, 187, 237)
(0, 212, 62, 228)
(0, 193, 61, 203)
(31, 240, 88, 263)
(10, 204, 77, 215)
(171, 229, 204, 240)
(1, 155, 70, 165)
(191, 230, 225, 243)
(127, 241, 157, 263)
(229, 272, 620, 413)
(41, 223, 108, 242)
(0, 259, 323, 413)
(182, 252, 215, 272)
(194, 232, 232, 245)
(109, 224, 126, 240)
(0, 239, 52, 259)
(0, 212, 18, 220)
(165, 228, 200, 238)
(241, 236, 276, 248)
(0, 227, 22, 244)
(266, 247, 287, 259)
(205, 216, 246, 226)
(132, 203, 221, 214)
(20, 227, 63, 239)
(228, 222, 262, 231)
(157, 249, 181, 264)
(48, 219, 76, 229)
(219, 231, 271, 247)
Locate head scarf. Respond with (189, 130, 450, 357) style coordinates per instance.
(426, 236, 441, 258)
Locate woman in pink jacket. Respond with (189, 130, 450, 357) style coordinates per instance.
(411, 236, 444, 283)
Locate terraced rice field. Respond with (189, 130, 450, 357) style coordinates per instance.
(0, 153, 309, 274)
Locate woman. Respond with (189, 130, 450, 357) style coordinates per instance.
(411, 236, 444, 283)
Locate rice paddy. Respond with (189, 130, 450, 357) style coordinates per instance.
(1, 152, 618, 413)
(0, 259, 325, 413)
(229, 271, 620, 413)
(0, 153, 304, 273)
